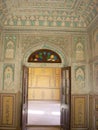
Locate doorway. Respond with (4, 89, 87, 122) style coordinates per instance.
(22, 66, 71, 130)
(28, 67, 61, 126)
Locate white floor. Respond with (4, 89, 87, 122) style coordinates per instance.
(27, 101, 60, 126)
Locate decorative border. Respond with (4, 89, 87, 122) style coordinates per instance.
(0, 93, 16, 127)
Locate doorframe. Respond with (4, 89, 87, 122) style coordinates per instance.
(21, 44, 70, 130)
(22, 66, 71, 130)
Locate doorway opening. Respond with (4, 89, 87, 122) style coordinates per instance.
(27, 67, 61, 126)
(22, 66, 71, 130)
(22, 47, 71, 130)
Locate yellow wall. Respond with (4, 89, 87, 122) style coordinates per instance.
(28, 68, 61, 101)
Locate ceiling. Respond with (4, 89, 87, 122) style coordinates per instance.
(0, 0, 98, 30)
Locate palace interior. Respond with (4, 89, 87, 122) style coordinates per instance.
(0, 0, 98, 130)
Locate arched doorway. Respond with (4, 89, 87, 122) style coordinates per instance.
(22, 47, 71, 130)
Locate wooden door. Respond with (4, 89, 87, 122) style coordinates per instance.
(22, 66, 71, 130)
(22, 66, 28, 130)
(60, 67, 71, 130)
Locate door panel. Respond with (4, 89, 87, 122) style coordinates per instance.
(60, 67, 71, 130)
(22, 66, 29, 130)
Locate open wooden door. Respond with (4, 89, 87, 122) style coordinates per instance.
(22, 66, 71, 130)
(60, 67, 71, 130)
(22, 66, 28, 130)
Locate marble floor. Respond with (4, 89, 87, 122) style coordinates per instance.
(27, 101, 60, 126)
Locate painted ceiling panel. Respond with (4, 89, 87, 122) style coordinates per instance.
(0, 0, 98, 29)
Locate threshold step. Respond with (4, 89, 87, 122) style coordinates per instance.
(26, 125, 61, 130)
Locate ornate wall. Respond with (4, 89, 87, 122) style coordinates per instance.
(0, 0, 98, 129)
(0, 27, 97, 130)
(88, 25, 98, 130)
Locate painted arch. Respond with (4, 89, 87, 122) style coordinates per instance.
(22, 43, 69, 67)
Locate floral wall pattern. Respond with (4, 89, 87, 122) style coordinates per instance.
(3, 64, 15, 90)
(4, 35, 16, 59)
